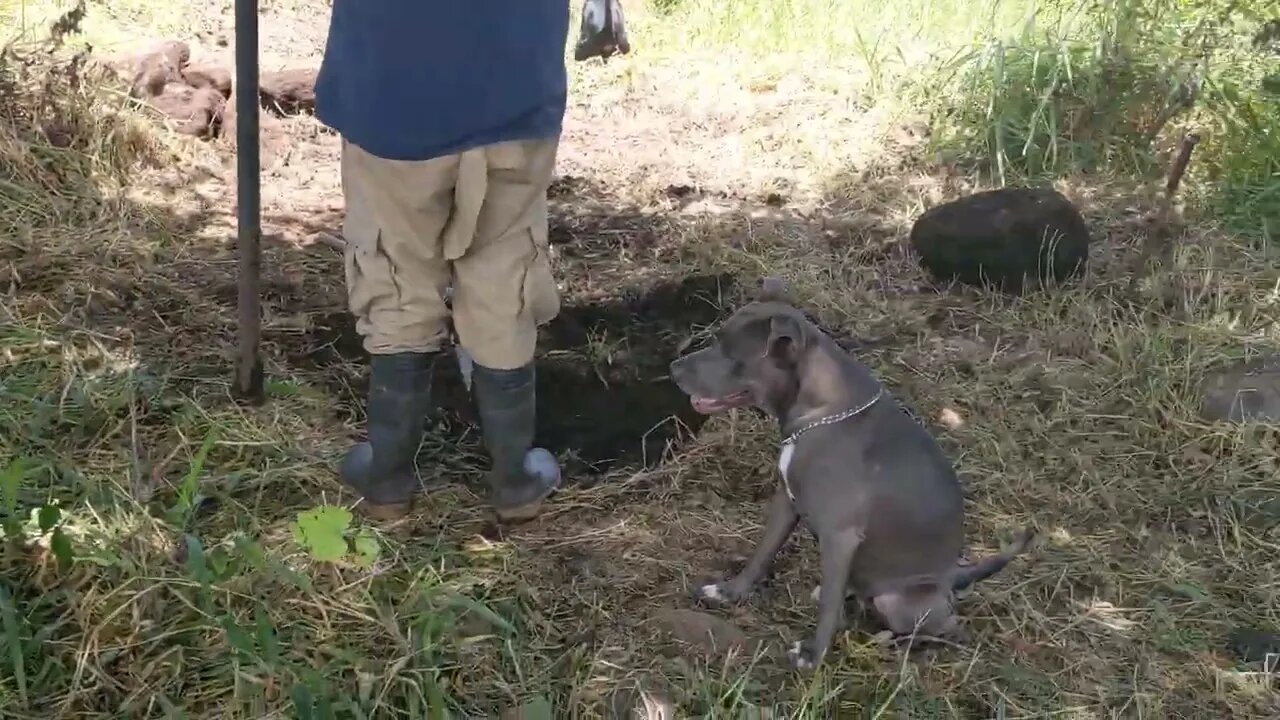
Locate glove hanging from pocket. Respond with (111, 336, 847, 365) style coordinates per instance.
(575, 0, 630, 61)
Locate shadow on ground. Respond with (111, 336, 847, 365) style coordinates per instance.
(296, 269, 737, 477)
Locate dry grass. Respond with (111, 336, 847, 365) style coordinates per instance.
(2, 0, 1279, 718)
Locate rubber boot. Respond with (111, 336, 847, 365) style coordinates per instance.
(340, 352, 435, 520)
(471, 362, 562, 522)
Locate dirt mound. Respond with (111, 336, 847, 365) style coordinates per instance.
(103, 39, 317, 140)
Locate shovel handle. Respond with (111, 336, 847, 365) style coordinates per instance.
(233, 0, 265, 404)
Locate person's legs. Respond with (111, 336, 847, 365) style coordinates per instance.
(452, 137, 562, 521)
(338, 139, 456, 519)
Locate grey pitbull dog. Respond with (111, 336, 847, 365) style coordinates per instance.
(669, 278, 1035, 670)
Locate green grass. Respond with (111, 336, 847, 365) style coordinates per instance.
(3, 0, 1280, 717)
(912, 0, 1280, 240)
(639, 0, 1278, 240)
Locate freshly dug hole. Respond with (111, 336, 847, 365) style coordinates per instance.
(300, 273, 737, 476)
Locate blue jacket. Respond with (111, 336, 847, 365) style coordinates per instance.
(315, 1, 571, 162)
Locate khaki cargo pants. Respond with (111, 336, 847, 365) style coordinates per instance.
(339, 137, 561, 370)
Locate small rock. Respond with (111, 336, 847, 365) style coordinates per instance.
(909, 187, 1092, 294)
(938, 407, 965, 429)
(1201, 357, 1280, 422)
(653, 608, 753, 658)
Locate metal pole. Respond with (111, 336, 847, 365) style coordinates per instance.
(233, 0, 265, 404)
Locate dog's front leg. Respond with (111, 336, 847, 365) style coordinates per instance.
(696, 487, 798, 604)
(789, 526, 863, 670)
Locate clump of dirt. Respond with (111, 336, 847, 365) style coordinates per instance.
(299, 272, 736, 475)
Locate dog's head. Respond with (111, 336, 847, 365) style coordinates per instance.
(669, 277, 817, 418)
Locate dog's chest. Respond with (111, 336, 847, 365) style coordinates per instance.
(778, 444, 795, 478)
(778, 443, 796, 500)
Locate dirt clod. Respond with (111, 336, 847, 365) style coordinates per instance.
(260, 68, 317, 115)
(147, 83, 225, 137)
(1200, 355, 1280, 422)
(910, 187, 1092, 293)
(653, 608, 756, 658)
(182, 64, 232, 98)
(123, 40, 190, 98)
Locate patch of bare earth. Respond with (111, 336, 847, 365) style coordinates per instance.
(3, 0, 1279, 717)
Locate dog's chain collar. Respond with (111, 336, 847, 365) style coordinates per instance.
(778, 388, 885, 503)
(781, 388, 885, 447)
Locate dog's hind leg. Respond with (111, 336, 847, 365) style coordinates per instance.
(696, 487, 798, 604)
(871, 588, 962, 646)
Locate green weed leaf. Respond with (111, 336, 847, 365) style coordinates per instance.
(172, 430, 217, 527)
(184, 534, 211, 584)
(0, 584, 28, 706)
(255, 606, 281, 667)
(291, 506, 352, 563)
(220, 614, 256, 663)
(1, 458, 31, 535)
(36, 505, 60, 533)
(291, 683, 316, 720)
(352, 528, 379, 568)
(444, 594, 516, 636)
(49, 528, 73, 570)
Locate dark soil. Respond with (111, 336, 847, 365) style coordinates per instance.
(297, 272, 737, 476)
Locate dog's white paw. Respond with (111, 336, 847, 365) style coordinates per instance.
(696, 583, 726, 602)
(871, 630, 897, 647)
(788, 641, 817, 670)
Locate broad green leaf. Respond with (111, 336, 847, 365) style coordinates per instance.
(36, 505, 60, 533)
(291, 506, 352, 563)
(353, 528, 379, 568)
(50, 528, 73, 570)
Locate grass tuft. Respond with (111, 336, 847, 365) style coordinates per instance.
(915, 0, 1280, 239)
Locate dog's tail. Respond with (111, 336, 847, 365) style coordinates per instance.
(951, 527, 1037, 592)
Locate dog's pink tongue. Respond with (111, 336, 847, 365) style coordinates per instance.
(690, 396, 721, 414)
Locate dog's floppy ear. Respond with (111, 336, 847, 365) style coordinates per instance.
(762, 312, 807, 359)
(758, 276, 787, 303)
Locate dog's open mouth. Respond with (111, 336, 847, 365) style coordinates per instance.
(690, 391, 751, 414)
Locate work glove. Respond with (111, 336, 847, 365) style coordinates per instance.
(574, 0, 630, 61)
